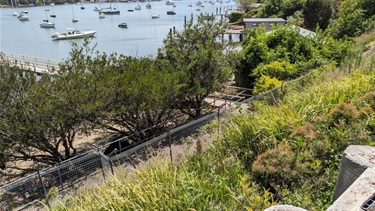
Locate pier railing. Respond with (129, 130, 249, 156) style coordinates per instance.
(1, 52, 63, 74)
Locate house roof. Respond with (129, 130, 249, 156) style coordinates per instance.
(250, 3, 263, 8)
(265, 25, 316, 38)
(243, 18, 286, 23)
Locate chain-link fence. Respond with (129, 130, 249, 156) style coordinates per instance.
(0, 151, 113, 209)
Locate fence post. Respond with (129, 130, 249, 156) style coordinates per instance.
(93, 144, 106, 180)
(217, 106, 222, 136)
(168, 131, 173, 162)
(109, 157, 114, 174)
(36, 163, 50, 208)
(57, 166, 64, 189)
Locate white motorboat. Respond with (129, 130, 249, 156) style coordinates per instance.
(18, 13, 29, 21)
(51, 28, 96, 40)
(134, 4, 141, 10)
(99, 12, 106, 18)
(40, 19, 55, 28)
(151, 14, 160, 19)
(146, 3, 151, 9)
(94, 6, 102, 11)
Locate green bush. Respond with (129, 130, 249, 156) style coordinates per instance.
(252, 60, 299, 80)
(228, 11, 244, 23)
(253, 74, 283, 94)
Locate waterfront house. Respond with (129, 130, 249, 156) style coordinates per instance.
(243, 18, 286, 31)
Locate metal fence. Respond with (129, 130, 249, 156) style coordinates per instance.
(0, 104, 227, 210)
(0, 151, 112, 209)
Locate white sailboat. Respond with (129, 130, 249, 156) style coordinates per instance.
(72, 5, 79, 22)
(166, 0, 174, 5)
(99, 0, 120, 15)
(151, 14, 160, 19)
(50, 3, 56, 17)
(80, 1, 85, 9)
(40, 3, 55, 28)
(11, 0, 18, 16)
(43, 0, 50, 11)
(151, 1, 159, 19)
(40, 19, 55, 28)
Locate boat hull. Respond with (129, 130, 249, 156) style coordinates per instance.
(52, 30, 96, 40)
(100, 10, 120, 15)
(118, 23, 128, 28)
(40, 23, 55, 28)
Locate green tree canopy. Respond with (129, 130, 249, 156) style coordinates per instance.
(157, 14, 234, 118)
(0, 49, 102, 176)
(303, 0, 333, 30)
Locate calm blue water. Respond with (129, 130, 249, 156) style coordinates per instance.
(0, 0, 236, 60)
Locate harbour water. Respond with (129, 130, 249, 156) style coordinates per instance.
(0, 0, 237, 60)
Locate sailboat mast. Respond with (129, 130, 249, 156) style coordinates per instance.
(12, 0, 18, 16)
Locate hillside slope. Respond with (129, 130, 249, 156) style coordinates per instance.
(52, 33, 375, 211)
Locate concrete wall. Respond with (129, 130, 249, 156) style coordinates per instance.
(264, 145, 375, 211)
(332, 145, 375, 202)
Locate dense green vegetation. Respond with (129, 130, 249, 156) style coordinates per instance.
(52, 32, 375, 210)
(232, 0, 375, 89)
(234, 23, 351, 88)
(232, 0, 375, 37)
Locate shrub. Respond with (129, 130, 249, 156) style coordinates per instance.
(360, 91, 375, 109)
(252, 60, 299, 81)
(228, 12, 244, 23)
(251, 145, 298, 192)
(329, 102, 360, 124)
(253, 75, 283, 94)
(289, 123, 315, 141)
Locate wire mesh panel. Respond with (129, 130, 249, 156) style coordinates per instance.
(108, 111, 218, 166)
(0, 173, 44, 208)
(0, 151, 106, 209)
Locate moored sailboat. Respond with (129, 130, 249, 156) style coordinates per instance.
(11, 0, 18, 16)
(99, 0, 120, 15)
(72, 5, 79, 22)
(40, 19, 55, 28)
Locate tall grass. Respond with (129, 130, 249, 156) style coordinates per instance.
(218, 35, 375, 209)
(53, 153, 273, 210)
